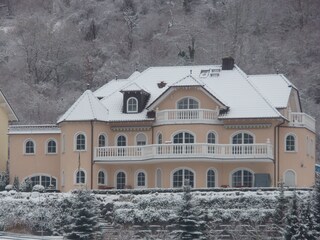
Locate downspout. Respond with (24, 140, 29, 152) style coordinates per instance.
(274, 118, 285, 187)
(90, 120, 94, 190)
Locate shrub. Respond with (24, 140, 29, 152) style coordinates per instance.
(32, 185, 45, 193)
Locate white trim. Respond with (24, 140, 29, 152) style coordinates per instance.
(207, 130, 218, 143)
(155, 168, 162, 188)
(97, 169, 107, 185)
(156, 132, 163, 144)
(61, 170, 65, 187)
(206, 168, 218, 188)
(127, 97, 138, 113)
(45, 138, 58, 154)
(61, 134, 66, 154)
(171, 130, 196, 143)
(74, 168, 87, 185)
(134, 169, 148, 188)
(283, 169, 297, 187)
(229, 168, 254, 187)
(170, 167, 196, 188)
(176, 96, 200, 109)
(23, 138, 36, 155)
(114, 170, 127, 189)
(23, 173, 58, 189)
(115, 133, 128, 146)
(135, 132, 148, 145)
(230, 130, 255, 144)
(74, 132, 87, 152)
(98, 132, 108, 147)
(284, 132, 298, 153)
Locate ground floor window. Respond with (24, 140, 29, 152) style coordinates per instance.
(172, 169, 194, 188)
(137, 172, 146, 187)
(207, 169, 216, 188)
(76, 170, 86, 184)
(116, 171, 126, 189)
(29, 175, 57, 189)
(231, 169, 253, 187)
(98, 171, 106, 185)
(284, 170, 296, 187)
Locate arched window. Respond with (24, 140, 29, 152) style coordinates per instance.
(156, 169, 162, 188)
(207, 169, 216, 188)
(207, 132, 216, 153)
(98, 171, 106, 185)
(177, 97, 199, 109)
(25, 140, 35, 154)
(47, 140, 57, 154)
(75, 133, 86, 151)
(284, 170, 296, 187)
(98, 134, 107, 147)
(232, 132, 254, 154)
(136, 133, 147, 146)
(231, 169, 253, 187)
(173, 132, 194, 154)
(117, 135, 127, 156)
(28, 175, 57, 189)
(172, 169, 194, 188)
(76, 170, 86, 184)
(286, 134, 296, 152)
(157, 133, 163, 154)
(127, 97, 138, 113)
(116, 171, 126, 189)
(136, 171, 146, 187)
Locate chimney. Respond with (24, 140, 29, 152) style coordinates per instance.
(222, 57, 235, 70)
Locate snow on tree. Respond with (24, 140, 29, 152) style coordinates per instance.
(313, 173, 320, 235)
(173, 180, 206, 240)
(13, 176, 19, 191)
(65, 190, 100, 240)
(273, 183, 288, 228)
(284, 191, 300, 240)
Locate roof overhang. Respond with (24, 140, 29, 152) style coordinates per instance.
(0, 89, 18, 122)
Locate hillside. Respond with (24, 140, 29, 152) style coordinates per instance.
(0, 1, 319, 138)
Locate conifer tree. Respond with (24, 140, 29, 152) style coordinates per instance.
(293, 201, 317, 240)
(174, 180, 205, 240)
(284, 191, 299, 240)
(13, 176, 19, 191)
(313, 174, 320, 233)
(273, 183, 287, 227)
(65, 190, 100, 240)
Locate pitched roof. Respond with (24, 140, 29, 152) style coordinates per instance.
(0, 89, 18, 122)
(57, 90, 109, 123)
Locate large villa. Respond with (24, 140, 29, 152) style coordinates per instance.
(7, 58, 316, 192)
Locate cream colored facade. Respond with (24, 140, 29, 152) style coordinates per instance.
(8, 63, 316, 191)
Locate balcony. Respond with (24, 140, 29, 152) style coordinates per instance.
(155, 109, 220, 125)
(94, 143, 273, 163)
(289, 112, 315, 132)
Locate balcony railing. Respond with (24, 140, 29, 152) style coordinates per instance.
(155, 109, 220, 124)
(289, 112, 315, 132)
(94, 143, 273, 162)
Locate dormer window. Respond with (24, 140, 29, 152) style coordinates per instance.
(127, 97, 138, 113)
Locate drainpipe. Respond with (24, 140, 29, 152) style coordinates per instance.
(274, 118, 285, 187)
(90, 120, 94, 190)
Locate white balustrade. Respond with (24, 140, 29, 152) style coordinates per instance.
(289, 112, 315, 132)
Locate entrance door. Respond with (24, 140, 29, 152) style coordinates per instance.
(284, 170, 296, 187)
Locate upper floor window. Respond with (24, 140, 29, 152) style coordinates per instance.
(177, 97, 199, 109)
(207, 132, 216, 153)
(173, 132, 194, 154)
(136, 133, 147, 146)
(157, 133, 163, 144)
(232, 132, 254, 144)
(25, 139, 35, 154)
(127, 97, 138, 113)
(286, 134, 296, 152)
(76, 170, 86, 184)
(99, 134, 107, 147)
(75, 133, 86, 151)
(47, 139, 57, 154)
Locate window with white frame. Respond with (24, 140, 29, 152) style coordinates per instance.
(137, 171, 146, 187)
(172, 169, 194, 188)
(117, 135, 126, 156)
(286, 134, 296, 152)
(177, 97, 199, 109)
(207, 132, 216, 153)
(99, 134, 107, 147)
(156, 169, 162, 188)
(127, 97, 138, 113)
(116, 171, 126, 189)
(231, 169, 253, 187)
(207, 169, 216, 188)
(47, 140, 57, 154)
(25, 140, 35, 154)
(232, 132, 254, 154)
(98, 171, 106, 185)
(75, 133, 86, 151)
(76, 170, 86, 184)
(136, 133, 147, 146)
(29, 175, 57, 189)
(173, 132, 194, 154)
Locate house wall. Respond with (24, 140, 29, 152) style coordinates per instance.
(0, 107, 9, 171)
(9, 133, 60, 185)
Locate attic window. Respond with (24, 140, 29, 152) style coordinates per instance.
(157, 81, 167, 88)
(127, 97, 138, 113)
(210, 68, 220, 77)
(199, 70, 210, 78)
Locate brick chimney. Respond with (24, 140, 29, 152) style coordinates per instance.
(222, 57, 235, 70)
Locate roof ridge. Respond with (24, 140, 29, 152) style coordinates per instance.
(87, 91, 96, 120)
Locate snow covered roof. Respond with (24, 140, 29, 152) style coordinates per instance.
(58, 64, 297, 123)
(248, 74, 294, 109)
(9, 124, 61, 134)
(57, 90, 109, 123)
(0, 89, 18, 122)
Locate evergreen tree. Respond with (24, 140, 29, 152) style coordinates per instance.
(174, 180, 205, 240)
(13, 176, 19, 191)
(293, 201, 317, 240)
(313, 174, 320, 234)
(284, 191, 299, 240)
(273, 183, 287, 227)
(65, 190, 100, 240)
